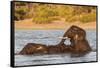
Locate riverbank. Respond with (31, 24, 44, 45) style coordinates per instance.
(15, 19, 96, 30)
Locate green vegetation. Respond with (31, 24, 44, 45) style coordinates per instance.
(80, 12, 96, 23)
(32, 5, 59, 24)
(15, 7, 29, 20)
(15, 2, 97, 23)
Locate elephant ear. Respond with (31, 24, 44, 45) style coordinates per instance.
(74, 34, 84, 41)
(78, 35, 84, 40)
(74, 34, 78, 40)
(78, 30, 86, 40)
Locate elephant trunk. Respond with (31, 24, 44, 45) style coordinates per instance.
(58, 30, 69, 45)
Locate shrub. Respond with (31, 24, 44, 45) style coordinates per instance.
(80, 13, 96, 23)
(15, 3, 96, 24)
(65, 15, 79, 22)
(32, 5, 59, 24)
(15, 7, 29, 20)
(33, 17, 53, 24)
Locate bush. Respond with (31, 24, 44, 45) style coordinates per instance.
(15, 2, 96, 24)
(65, 15, 79, 22)
(32, 5, 59, 24)
(15, 7, 29, 20)
(33, 17, 53, 24)
(80, 13, 96, 23)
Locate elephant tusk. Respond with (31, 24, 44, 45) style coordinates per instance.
(58, 37, 69, 39)
(33, 37, 69, 39)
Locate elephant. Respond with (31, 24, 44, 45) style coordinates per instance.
(19, 43, 70, 55)
(18, 25, 91, 56)
(47, 45, 62, 54)
(19, 43, 48, 55)
(18, 43, 71, 55)
(58, 25, 92, 55)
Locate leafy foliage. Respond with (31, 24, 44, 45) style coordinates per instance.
(15, 2, 96, 24)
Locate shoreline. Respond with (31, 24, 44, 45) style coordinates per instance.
(15, 19, 96, 30)
(15, 28, 96, 31)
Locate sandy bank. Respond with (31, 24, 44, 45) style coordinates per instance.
(15, 19, 96, 30)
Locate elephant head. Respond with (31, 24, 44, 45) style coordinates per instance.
(66, 25, 86, 40)
(58, 25, 86, 45)
(59, 25, 91, 55)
